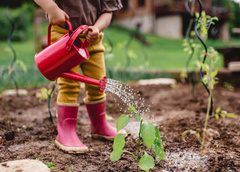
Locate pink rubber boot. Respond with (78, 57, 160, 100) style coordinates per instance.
(55, 104, 88, 154)
(85, 98, 127, 141)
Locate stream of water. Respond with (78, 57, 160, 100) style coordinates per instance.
(104, 78, 152, 117)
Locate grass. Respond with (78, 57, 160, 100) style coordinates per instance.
(0, 24, 239, 91)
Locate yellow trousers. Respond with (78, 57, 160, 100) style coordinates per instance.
(50, 25, 106, 105)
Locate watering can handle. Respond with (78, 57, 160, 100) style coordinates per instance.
(66, 25, 89, 51)
(47, 20, 73, 46)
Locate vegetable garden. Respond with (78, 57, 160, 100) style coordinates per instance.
(0, 0, 240, 171)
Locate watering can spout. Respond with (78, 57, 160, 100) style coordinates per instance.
(60, 72, 107, 93)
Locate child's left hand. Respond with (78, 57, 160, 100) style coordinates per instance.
(83, 26, 100, 44)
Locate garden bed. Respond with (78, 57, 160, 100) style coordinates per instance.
(0, 82, 239, 171)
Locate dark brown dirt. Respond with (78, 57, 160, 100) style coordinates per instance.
(0, 82, 239, 172)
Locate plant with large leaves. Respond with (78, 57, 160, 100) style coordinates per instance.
(110, 105, 165, 172)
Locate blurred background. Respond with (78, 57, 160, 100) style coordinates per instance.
(1, 0, 240, 91)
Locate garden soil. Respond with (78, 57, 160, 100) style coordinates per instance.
(0, 82, 239, 172)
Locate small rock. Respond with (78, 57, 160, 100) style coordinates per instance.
(229, 61, 240, 72)
(137, 78, 176, 86)
(4, 89, 28, 96)
(0, 159, 50, 172)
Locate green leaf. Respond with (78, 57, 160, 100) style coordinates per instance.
(129, 105, 136, 112)
(182, 130, 189, 142)
(113, 133, 126, 153)
(220, 113, 225, 118)
(211, 16, 219, 21)
(134, 114, 141, 121)
(141, 121, 155, 149)
(152, 127, 165, 161)
(116, 114, 129, 132)
(195, 12, 199, 18)
(226, 113, 237, 119)
(15, 60, 27, 73)
(210, 69, 218, 77)
(215, 114, 219, 119)
(182, 130, 201, 142)
(221, 110, 227, 115)
(139, 152, 155, 172)
(216, 107, 221, 113)
(201, 26, 208, 34)
(201, 64, 209, 71)
(110, 150, 124, 162)
(41, 88, 48, 92)
(195, 133, 201, 140)
(105, 114, 113, 121)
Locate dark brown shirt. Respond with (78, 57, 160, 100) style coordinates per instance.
(55, 0, 122, 30)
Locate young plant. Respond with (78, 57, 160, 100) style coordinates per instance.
(36, 87, 53, 102)
(46, 162, 56, 172)
(68, 166, 74, 172)
(110, 105, 165, 172)
(182, 1, 238, 171)
(213, 107, 237, 120)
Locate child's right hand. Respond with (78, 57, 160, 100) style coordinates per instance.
(48, 8, 69, 25)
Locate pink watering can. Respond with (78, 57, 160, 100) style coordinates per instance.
(35, 20, 107, 92)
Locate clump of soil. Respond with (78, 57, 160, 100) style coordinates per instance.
(0, 83, 239, 171)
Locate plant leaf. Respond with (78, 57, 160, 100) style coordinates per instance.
(182, 130, 189, 142)
(15, 60, 27, 73)
(152, 127, 165, 161)
(226, 113, 237, 119)
(111, 134, 125, 161)
(210, 69, 218, 77)
(201, 64, 209, 71)
(116, 114, 129, 132)
(110, 150, 124, 162)
(141, 121, 155, 149)
(112, 133, 126, 153)
(216, 107, 221, 113)
(212, 16, 219, 21)
(129, 105, 136, 112)
(139, 152, 155, 172)
(134, 114, 141, 121)
(201, 26, 208, 34)
(215, 114, 219, 119)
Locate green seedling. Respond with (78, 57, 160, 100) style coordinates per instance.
(105, 114, 113, 121)
(223, 82, 234, 91)
(182, 1, 237, 172)
(68, 166, 73, 172)
(36, 157, 43, 161)
(214, 107, 237, 119)
(110, 105, 165, 172)
(182, 129, 201, 144)
(36, 87, 52, 102)
(46, 162, 56, 172)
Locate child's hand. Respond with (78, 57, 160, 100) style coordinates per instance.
(83, 26, 100, 44)
(48, 8, 69, 25)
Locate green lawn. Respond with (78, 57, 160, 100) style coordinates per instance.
(0, 24, 239, 91)
(104, 25, 239, 71)
(1, 24, 237, 69)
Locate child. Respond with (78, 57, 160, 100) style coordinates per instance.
(34, 0, 126, 154)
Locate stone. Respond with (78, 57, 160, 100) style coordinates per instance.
(4, 89, 28, 96)
(137, 78, 176, 86)
(0, 159, 50, 172)
(228, 61, 240, 72)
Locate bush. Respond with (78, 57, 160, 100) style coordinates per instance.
(0, 3, 34, 41)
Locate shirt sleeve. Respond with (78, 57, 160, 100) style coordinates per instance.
(101, 0, 123, 13)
